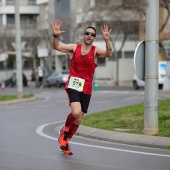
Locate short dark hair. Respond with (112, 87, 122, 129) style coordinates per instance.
(84, 26, 96, 34)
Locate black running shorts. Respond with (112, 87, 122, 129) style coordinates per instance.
(66, 88, 91, 114)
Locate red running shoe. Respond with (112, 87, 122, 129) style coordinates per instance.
(61, 144, 73, 155)
(58, 128, 68, 147)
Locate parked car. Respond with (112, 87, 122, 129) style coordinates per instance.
(5, 72, 28, 87)
(46, 70, 69, 87)
(132, 61, 167, 90)
(132, 73, 145, 89)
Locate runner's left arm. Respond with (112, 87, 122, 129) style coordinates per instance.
(96, 25, 112, 58)
(52, 19, 75, 53)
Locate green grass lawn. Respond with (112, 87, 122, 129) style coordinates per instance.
(81, 99, 170, 137)
(0, 94, 33, 101)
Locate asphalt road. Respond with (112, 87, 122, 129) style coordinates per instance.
(0, 87, 170, 170)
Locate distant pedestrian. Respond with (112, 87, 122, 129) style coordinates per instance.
(52, 19, 112, 155)
(31, 68, 36, 86)
(31, 68, 36, 81)
(37, 66, 44, 87)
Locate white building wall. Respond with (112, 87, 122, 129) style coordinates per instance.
(119, 58, 134, 81)
(95, 59, 134, 81)
(93, 40, 137, 83)
(0, 6, 39, 14)
(0, 0, 39, 29)
(95, 59, 114, 80)
(36, 0, 48, 4)
(35, 0, 139, 86)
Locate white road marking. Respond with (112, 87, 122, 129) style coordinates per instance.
(98, 91, 144, 95)
(36, 122, 170, 158)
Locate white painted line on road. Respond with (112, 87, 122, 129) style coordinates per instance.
(93, 101, 112, 104)
(98, 91, 145, 95)
(39, 97, 50, 102)
(97, 91, 130, 94)
(36, 122, 170, 158)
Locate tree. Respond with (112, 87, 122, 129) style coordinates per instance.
(76, 0, 170, 85)
(75, 0, 143, 85)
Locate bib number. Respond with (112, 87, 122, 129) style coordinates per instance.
(68, 76, 85, 92)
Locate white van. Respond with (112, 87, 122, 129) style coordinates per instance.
(132, 61, 167, 90)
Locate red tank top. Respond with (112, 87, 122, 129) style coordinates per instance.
(65, 44, 97, 95)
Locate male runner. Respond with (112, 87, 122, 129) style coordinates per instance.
(52, 19, 112, 155)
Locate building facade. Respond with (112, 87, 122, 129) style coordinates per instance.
(0, 0, 39, 79)
(48, 0, 141, 85)
(1, 0, 169, 85)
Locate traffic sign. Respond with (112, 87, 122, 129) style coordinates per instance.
(134, 41, 145, 81)
(166, 61, 170, 79)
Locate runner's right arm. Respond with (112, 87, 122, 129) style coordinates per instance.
(52, 19, 76, 53)
(53, 37, 75, 53)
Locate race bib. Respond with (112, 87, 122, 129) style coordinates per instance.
(68, 76, 85, 92)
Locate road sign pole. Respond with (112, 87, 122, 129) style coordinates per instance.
(15, 0, 23, 99)
(144, 0, 159, 135)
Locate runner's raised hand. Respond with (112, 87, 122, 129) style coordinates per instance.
(52, 19, 65, 36)
(101, 25, 112, 41)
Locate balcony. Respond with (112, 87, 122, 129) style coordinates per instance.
(97, 34, 139, 41)
(5, 0, 36, 6)
(0, 24, 39, 38)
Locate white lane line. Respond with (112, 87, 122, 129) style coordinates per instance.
(98, 91, 144, 95)
(98, 91, 130, 94)
(38, 97, 50, 102)
(36, 122, 170, 158)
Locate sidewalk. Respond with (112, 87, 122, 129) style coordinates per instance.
(55, 123, 170, 149)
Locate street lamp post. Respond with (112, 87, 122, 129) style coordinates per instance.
(144, 0, 159, 135)
(15, 0, 23, 99)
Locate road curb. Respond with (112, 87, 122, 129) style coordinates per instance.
(0, 96, 37, 105)
(55, 123, 170, 149)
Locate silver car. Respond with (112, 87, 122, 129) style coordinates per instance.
(46, 70, 69, 87)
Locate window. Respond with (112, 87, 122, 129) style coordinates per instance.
(24, 58, 33, 69)
(96, 21, 139, 41)
(165, 49, 170, 60)
(95, 0, 110, 6)
(6, 55, 15, 69)
(97, 58, 106, 66)
(0, 62, 4, 70)
(124, 51, 134, 58)
(6, 0, 14, 5)
(108, 51, 122, 61)
(28, 0, 36, 5)
(95, 0, 123, 6)
(7, 15, 15, 25)
(20, 15, 37, 28)
(55, 0, 70, 15)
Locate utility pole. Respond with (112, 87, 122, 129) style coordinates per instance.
(15, 0, 23, 99)
(144, 0, 159, 135)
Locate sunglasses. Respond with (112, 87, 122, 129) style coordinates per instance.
(84, 31, 96, 37)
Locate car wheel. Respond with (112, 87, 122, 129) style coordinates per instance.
(56, 81, 60, 87)
(23, 81, 28, 87)
(133, 81, 139, 90)
(158, 84, 163, 90)
(46, 81, 51, 88)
